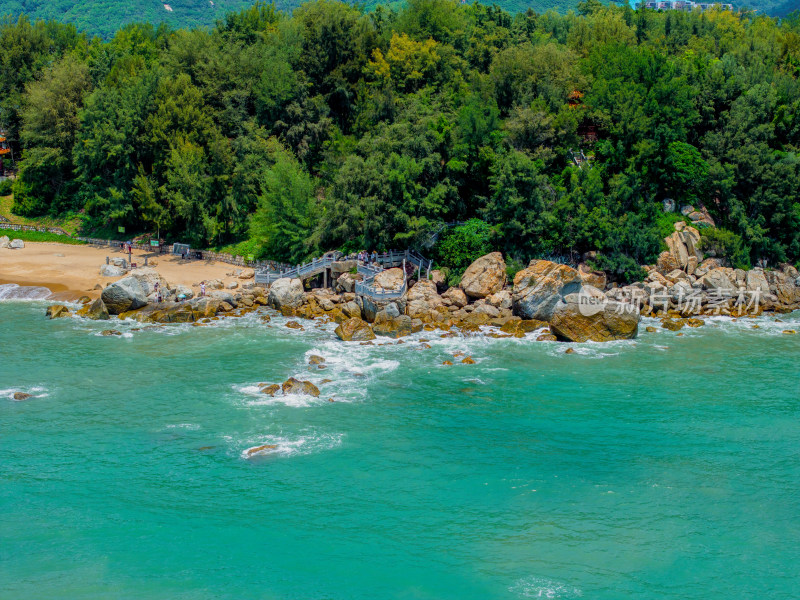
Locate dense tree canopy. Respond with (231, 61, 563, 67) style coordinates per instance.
(2, 1, 799, 278)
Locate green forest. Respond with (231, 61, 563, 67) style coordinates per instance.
(1, 0, 799, 279)
(0, 0, 795, 40)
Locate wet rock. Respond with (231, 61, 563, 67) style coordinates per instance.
(286, 321, 303, 330)
(645, 326, 657, 333)
(442, 360, 453, 366)
(334, 317, 376, 341)
(784, 329, 797, 335)
(661, 318, 685, 331)
(373, 315, 414, 339)
(461, 356, 476, 364)
(686, 318, 705, 328)
(101, 329, 122, 336)
(245, 444, 278, 457)
(537, 333, 558, 341)
(308, 355, 325, 365)
(565, 348, 575, 354)
(459, 252, 506, 299)
(12, 392, 32, 401)
(46, 304, 71, 319)
(259, 384, 280, 396)
(281, 377, 320, 397)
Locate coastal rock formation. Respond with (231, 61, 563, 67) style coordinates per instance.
(441, 287, 467, 308)
(512, 260, 582, 321)
(9, 239, 24, 249)
(549, 286, 640, 342)
(335, 272, 363, 293)
(662, 226, 703, 272)
(268, 278, 304, 310)
(334, 317, 376, 341)
(101, 276, 148, 314)
(373, 314, 418, 338)
(459, 252, 506, 299)
(13, 392, 32, 400)
(282, 377, 320, 397)
(77, 298, 110, 320)
(46, 305, 71, 319)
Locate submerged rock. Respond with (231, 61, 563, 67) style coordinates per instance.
(12, 392, 32, 401)
(245, 444, 278, 457)
(259, 384, 280, 396)
(281, 377, 320, 397)
(77, 298, 110, 320)
(101, 329, 122, 336)
(46, 304, 71, 319)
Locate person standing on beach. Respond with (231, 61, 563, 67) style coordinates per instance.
(200, 282, 206, 297)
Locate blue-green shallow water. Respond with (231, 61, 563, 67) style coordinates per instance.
(1, 299, 799, 600)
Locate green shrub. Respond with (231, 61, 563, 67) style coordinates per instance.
(505, 256, 525, 281)
(655, 211, 688, 246)
(590, 252, 647, 284)
(699, 228, 751, 270)
(0, 179, 13, 196)
(433, 218, 495, 275)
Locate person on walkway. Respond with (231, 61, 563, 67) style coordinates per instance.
(371, 250, 378, 264)
(200, 282, 206, 297)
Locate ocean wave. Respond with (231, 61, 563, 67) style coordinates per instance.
(0, 283, 52, 301)
(235, 383, 332, 408)
(510, 576, 583, 598)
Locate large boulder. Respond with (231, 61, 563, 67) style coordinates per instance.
(268, 278, 304, 310)
(101, 276, 148, 315)
(745, 269, 770, 294)
(512, 260, 582, 321)
(330, 260, 357, 278)
(334, 317, 376, 341)
(127, 267, 170, 296)
(77, 298, 110, 320)
(0, 235, 10, 248)
(407, 279, 443, 319)
(549, 286, 640, 342)
(373, 268, 405, 291)
(100, 264, 125, 277)
(578, 263, 607, 290)
(766, 269, 800, 306)
(9, 238, 24, 249)
(663, 227, 703, 271)
(459, 252, 506, 299)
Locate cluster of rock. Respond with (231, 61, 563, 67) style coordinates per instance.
(0, 236, 24, 249)
(606, 222, 800, 321)
(262, 252, 639, 343)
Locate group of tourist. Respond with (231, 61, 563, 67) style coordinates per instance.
(357, 250, 379, 264)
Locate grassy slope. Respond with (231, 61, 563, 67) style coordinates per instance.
(0, 195, 83, 235)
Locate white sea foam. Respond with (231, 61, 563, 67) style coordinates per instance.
(1, 386, 49, 400)
(165, 423, 201, 430)
(240, 431, 343, 460)
(510, 576, 583, 598)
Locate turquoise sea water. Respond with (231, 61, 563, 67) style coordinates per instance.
(2, 294, 800, 600)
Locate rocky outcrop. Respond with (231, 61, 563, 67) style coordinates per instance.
(9, 238, 24, 249)
(373, 314, 422, 338)
(334, 317, 376, 341)
(549, 285, 640, 342)
(268, 278, 304, 310)
(101, 276, 148, 314)
(77, 298, 110, 320)
(578, 263, 607, 290)
(512, 260, 582, 321)
(441, 287, 467, 308)
(459, 252, 506, 299)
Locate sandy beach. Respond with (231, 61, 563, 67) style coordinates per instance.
(0, 242, 244, 299)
